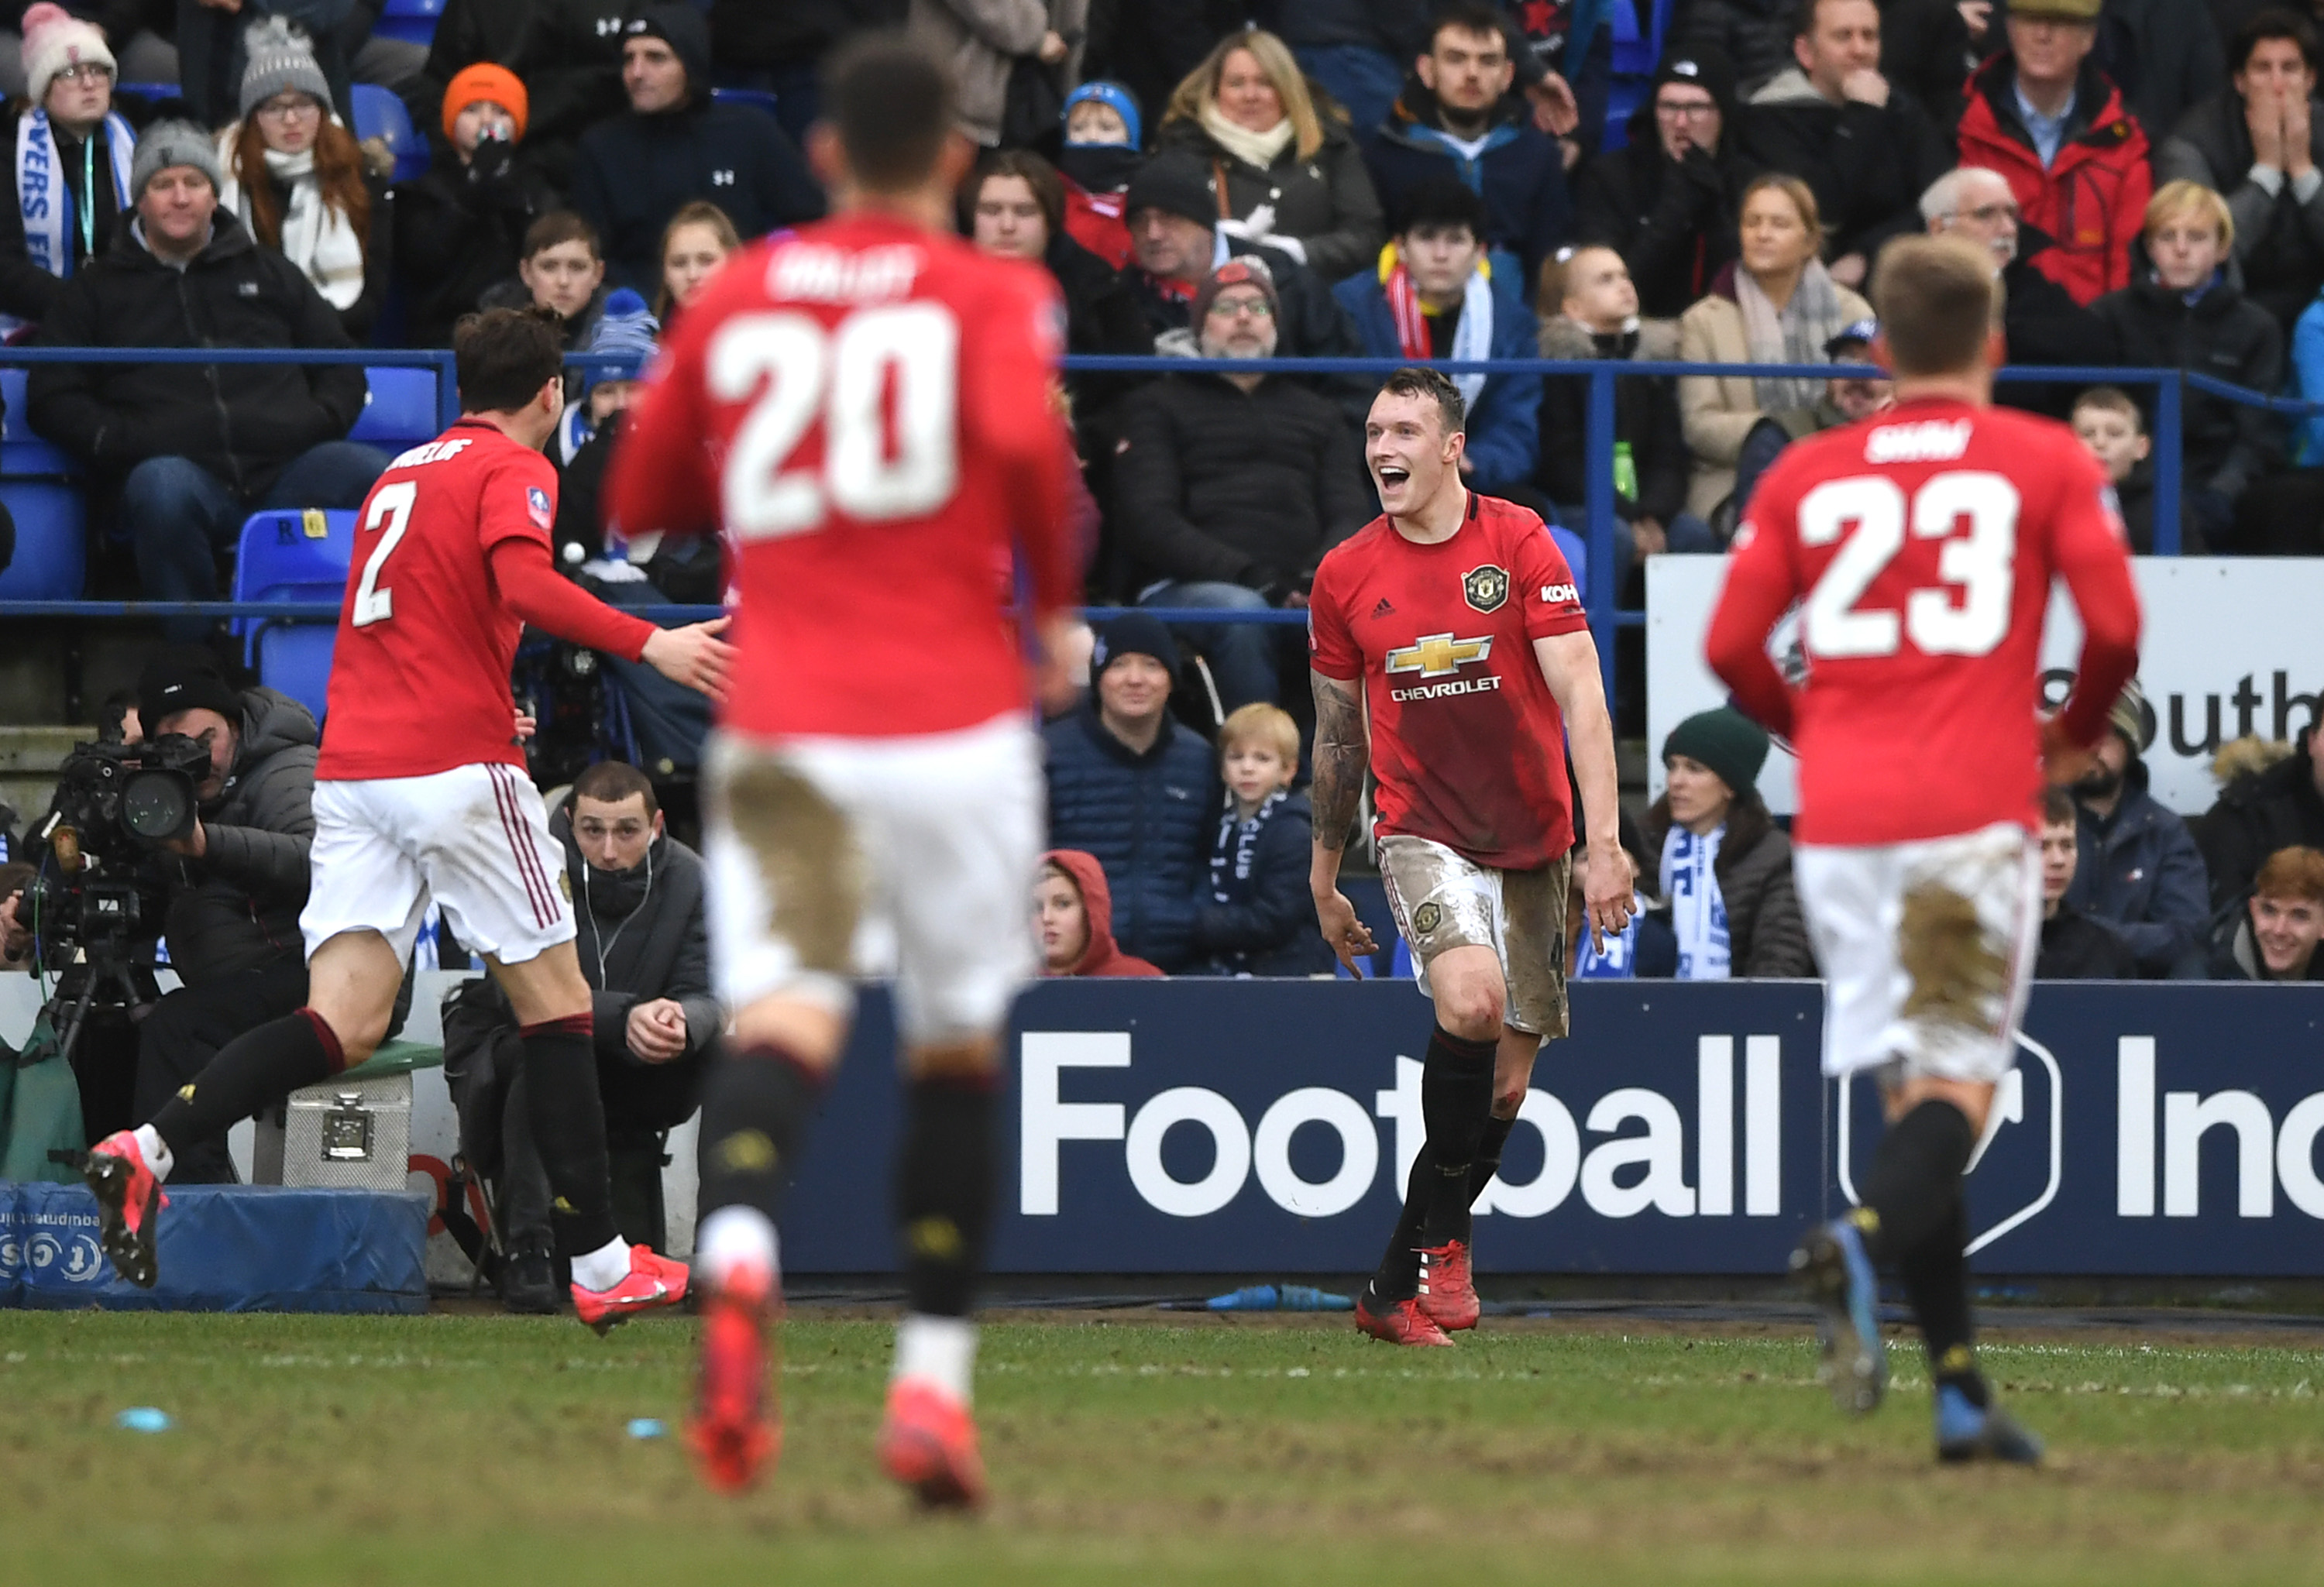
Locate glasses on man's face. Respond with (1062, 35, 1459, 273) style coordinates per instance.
(53, 63, 113, 84)
(256, 97, 323, 121)
(1655, 98, 1717, 119)
(1206, 297, 1274, 320)
(1957, 202, 2020, 225)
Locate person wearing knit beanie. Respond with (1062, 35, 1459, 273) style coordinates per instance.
(238, 15, 334, 121)
(1188, 255, 1280, 331)
(1662, 706, 1770, 805)
(442, 61, 529, 147)
(621, 5, 710, 111)
(20, 2, 112, 107)
(131, 119, 226, 201)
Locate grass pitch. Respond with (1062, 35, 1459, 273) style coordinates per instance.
(4, 1307, 2322, 1585)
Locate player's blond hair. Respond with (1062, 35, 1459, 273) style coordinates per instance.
(1869, 235, 1998, 377)
(1219, 702, 1300, 770)
(2144, 180, 2235, 250)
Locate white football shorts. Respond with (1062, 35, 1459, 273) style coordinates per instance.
(701, 713, 1043, 1048)
(301, 761, 575, 966)
(1793, 820, 2041, 1085)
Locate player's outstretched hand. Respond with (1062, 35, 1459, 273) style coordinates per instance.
(1032, 613, 1084, 718)
(641, 617, 736, 702)
(2040, 713, 2098, 788)
(1315, 888, 1377, 977)
(1581, 841, 1634, 953)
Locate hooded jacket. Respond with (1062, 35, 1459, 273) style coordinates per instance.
(1573, 108, 1742, 320)
(1731, 67, 1952, 269)
(26, 211, 367, 500)
(2208, 905, 2324, 982)
(393, 141, 557, 350)
(1333, 247, 1541, 490)
(1191, 788, 1335, 977)
(1955, 53, 2152, 307)
(1360, 77, 1571, 288)
(1153, 111, 1386, 282)
(2159, 91, 2324, 331)
(160, 688, 318, 985)
(1043, 847, 1163, 977)
(2092, 261, 2284, 507)
(1043, 701, 1216, 972)
(1534, 313, 1687, 527)
(2065, 756, 2214, 977)
(1672, 0, 1796, 95)
(2197, 728, 2324, 911)
(552, 805, 720, 1069)
(1639, 791, 1815, 977)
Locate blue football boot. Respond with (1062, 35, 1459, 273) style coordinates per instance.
(1791, 1218, 1889, 1416)
(1934, 1383, 2044, 1465)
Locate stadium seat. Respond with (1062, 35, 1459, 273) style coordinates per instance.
(351, 84, 428, 184)
(0, 367, 78, 478)
(1550, 523, 1590, 599)
(233, 509, 357, 719)
(372, 0, 445, 49)
(711, 86, 781, 120)
(351, 366, 441, 453)
(1609, 0, 1672, 79)
(0, 483, 85, 599)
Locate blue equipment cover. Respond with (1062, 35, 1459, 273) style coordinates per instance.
(0, 1182, 428, 1313)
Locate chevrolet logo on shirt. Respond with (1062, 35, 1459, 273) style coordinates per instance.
(1384, 634, 1498, 700)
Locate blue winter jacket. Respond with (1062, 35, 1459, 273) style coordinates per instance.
(1360, 91, 1573, 293)
(1043, 702, 1217, 972)
(1191, 788, 1337, 977)
(2065, 758, 2214, 977)
(1333, 249, 1542, 491)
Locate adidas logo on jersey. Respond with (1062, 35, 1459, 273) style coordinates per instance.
(1371, 597, 1395, 617)
(1863, 418, 1972, 464)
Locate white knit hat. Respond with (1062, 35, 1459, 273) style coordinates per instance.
(20, 3, 115, 107)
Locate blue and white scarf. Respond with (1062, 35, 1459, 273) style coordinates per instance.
(1661, 825, 1731, 981)
(6, 108, 133, 334)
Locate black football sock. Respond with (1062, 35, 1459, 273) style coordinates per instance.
(147, 1008, 342, 1160)
(1456, 1111, 1521, 1247)
(1416, 1025, 1498, 1248)
(896, 1073, 997, 1318)
(696, 1043, 827, 1229)
(1849, 1099, 1976, 1265)
(1899, 1196, 1987, 1408)
(1368, 1142, 1439, 1304)
(517, 1015, 620, 1259)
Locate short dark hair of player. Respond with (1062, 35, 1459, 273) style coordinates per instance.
(2071, 384, 2144, 431)
(1429, 2, 1508, 50)
(2234, 6, 2319, 73)
(2039, 785, 2076, 827)
(455, 307, 565, 414)
(572, 758, 659, 816)
(820, 33, 957, 192)
(1377, 366, 1466, 438)
(1868, 235, 1997, 378)
(968, 148, 1065, 240)
(1394, 176, 1488, 244)
(521, 208, 599, 263)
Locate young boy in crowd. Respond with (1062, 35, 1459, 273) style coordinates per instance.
(2071, 386, 2157, 553)
(1188, 704, 1336, 977)
(1057, 80, 1140, 267)
(482, 210, 611, 358)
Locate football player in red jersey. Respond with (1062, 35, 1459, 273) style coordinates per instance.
(81, 308, 734, 1331)
(1707, 236, 2141, 1464)
(1307, 367, 1631, 1347)
(602, 36, 1081, 1506)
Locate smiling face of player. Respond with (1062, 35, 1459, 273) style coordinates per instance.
(1664, 753, 1734, 836)
(1364, 386, 1464, 524)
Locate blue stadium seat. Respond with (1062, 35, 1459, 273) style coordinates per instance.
(372, 0, 445, 48)
(351, 84, 428, 184)
(111, 81, 174, 106)
(0, 366, 78, 478)
(351, 366, 439, 453)
(1602, 77, 1649, 151)
(0, 483, 86, 599)
(1550, 524, 1590, 600)
(233, 509, 356, 720)
(1609, 0, 1673, 77)
(711, 87, 781, 120)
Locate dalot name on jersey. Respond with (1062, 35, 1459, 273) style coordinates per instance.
(1862, 418, 1972, 463)
(768, 243, 922, 304)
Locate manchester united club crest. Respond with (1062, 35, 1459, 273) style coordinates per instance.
(1463, 563, 1510, 613)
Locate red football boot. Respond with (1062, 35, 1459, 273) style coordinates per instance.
(1353, 1290, 1455, 1347)
(571, 1245, 690, 1336)
(83, 1131, 168, 1289)
(878, 1378, 988, 1510)
(1417, 1239, 1480, 1331)
(688, 1261, 779, 1493)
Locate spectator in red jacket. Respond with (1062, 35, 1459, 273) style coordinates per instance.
(1037, 850, 1164, 978)
(1954, 0, 2151, 307)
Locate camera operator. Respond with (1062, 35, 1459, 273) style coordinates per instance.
(1, 649, 318, 1179)
(442, 759, 718, 1311)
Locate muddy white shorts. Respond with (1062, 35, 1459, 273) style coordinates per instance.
(1793, 820, 2041, 1085)
(1377, 834, 1572, 1039)
(301, 761, 574, 967)
(701, 713, 1043, 1048)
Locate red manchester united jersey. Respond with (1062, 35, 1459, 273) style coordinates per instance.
(1707, 397, 2142, 847)
(318, 421, 605, 781)
(603, 211, 1079, 740)
(1308, 493, 1590, 871)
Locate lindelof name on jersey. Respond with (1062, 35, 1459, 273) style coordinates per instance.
(768, 242, 922, 304)
(390, 437, 475, 469)
(1862, 417, 1972, 464)
(1386, 632, 1498, 700)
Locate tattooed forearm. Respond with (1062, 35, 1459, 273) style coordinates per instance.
(1308, 671, 1370, 851)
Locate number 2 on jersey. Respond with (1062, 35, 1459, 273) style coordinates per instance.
(351, 479, 417, 628)
(710, 304, 959, 539)
(1797, 470, 2019, 659)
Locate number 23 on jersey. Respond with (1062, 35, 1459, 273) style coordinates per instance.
(1796, 469, 2019, 661)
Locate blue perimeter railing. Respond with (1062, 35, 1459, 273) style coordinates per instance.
(0, 347, 2309, 703)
